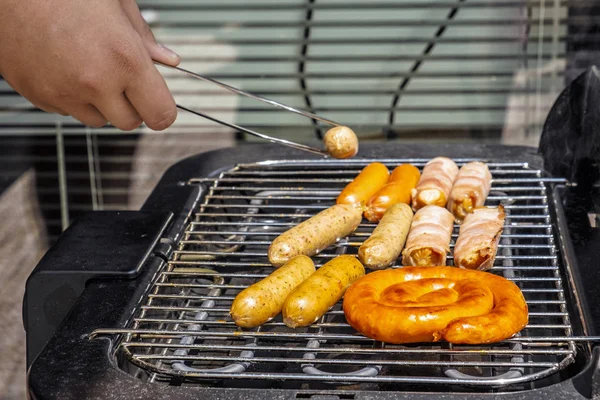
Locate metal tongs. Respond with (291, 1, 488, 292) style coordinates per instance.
(155, 61, 341, 156)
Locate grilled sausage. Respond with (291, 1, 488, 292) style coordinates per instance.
(282, 255, 365, 328)
(402, 205, 454, 267)
(230, 256, 316, 328)
(364, 164, 420, 222)
(454, 206, 505, 270)
(447, 161, 492, 222)
(343, 266, 528, 344)
(323, 126, 359, 159)
(359, 203, 413, 269)
(268, 204, 362, 267)
(411, 157, 459, 211)
(337, 162, 390, 209)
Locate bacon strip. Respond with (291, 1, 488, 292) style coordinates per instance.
(454, 206, 505, 271)
(447, 162, 492, 222)
(411, 157, 458, 211)
(402, 205, 455, 267)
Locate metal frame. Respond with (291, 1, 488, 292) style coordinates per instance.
(92, 157, 579, 389)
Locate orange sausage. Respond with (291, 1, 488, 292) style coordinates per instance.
(364, 164, 420, 222)
(336, 162, 390, 209)
(343, 267, 528, 345)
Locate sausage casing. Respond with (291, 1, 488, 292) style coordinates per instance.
(359, 203, 413, 270)
(268, 204, 362, 267)
(447, 161, 492, 222)
(323, 126, 359, 159)
(337, 162, 389, 209)
(402, 205, 455, 267)
(454, 205, 505, 270)
(364, 164, 420, 222)
(282, 255, 365, 328)
(411, 157, 458, 211)
(343, 266, 528, 344)
(230, 256, 316, 328)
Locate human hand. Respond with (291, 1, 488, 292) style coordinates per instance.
(0, 0, 180, 131)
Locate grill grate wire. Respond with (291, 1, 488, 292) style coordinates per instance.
(95, 158, 578, 388)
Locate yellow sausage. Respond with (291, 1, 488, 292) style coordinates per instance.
(336, 162, 390, 209)
(358, 203, 413, 270)
(268, 204, 362, 267)
(230, 256, 316, 328)
(364, 164, 420, 222)
(282, 255, 365, 328)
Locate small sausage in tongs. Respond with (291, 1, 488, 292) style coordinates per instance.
(447, 161, 492, 222)
(323, 126, 359, 159)
(402, 205, 454, 267)
(453, 205, 505, 271)
(411, 157, 458, 211)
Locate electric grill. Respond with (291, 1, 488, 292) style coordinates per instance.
(23, 135, 600, 398)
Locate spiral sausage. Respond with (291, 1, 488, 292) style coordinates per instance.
(411, 157, 458, 211)
(343, 267, 528, 344)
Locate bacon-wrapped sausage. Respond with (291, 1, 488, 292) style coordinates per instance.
(454, 205, 505, 271)
(447, 161, 492, 222)
(411, 157, 458, 211)
(402, 205, 454, 267)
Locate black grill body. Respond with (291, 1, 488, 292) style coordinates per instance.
(23, 143, 600, 400)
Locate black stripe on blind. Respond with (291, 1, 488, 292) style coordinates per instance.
(0, 0, 584, 242)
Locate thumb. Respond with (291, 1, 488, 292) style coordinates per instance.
(119, 0, 180, 67)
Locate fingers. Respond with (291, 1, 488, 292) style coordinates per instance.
(95, 93, 142, 131)
(119, 0, 180, 67)
(34, 101, 69, 116)
(125, 61, 177, 131)
(69, 104, 107, 128)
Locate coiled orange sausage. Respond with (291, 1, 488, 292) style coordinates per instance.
(364, 164, 420, 222)
(337, 162, 390, 209)
(343, 267, 528, 344)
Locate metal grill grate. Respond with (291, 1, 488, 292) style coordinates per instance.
(99, 158, 577, 388)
